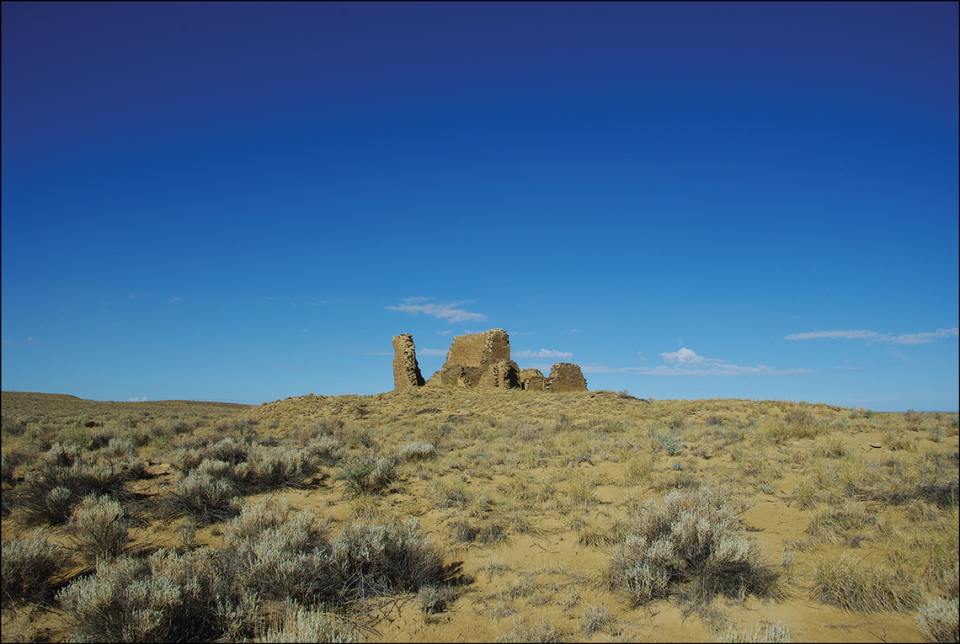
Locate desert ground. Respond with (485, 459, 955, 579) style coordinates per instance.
(2, 389, 957, 643)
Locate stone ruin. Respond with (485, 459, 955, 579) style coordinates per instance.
(392, 329, 587, 393)
(392, 333, 425, 391)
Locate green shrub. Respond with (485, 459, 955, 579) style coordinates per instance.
(608, 485, 778, 606)
(2, 529, 69, 606)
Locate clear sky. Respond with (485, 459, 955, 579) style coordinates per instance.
(2, 2, 958, 411)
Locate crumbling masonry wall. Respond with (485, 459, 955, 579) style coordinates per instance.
(547, 363, 588, 392)
(392, 333, 425, 391)
(395, 328, 587, 392)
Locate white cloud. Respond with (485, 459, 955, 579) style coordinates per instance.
(514, 349, 573, 359)
(785, 327, 958, 344)
(127, 397, 147, 402)
(584, 347, 810, 376)
(435, 330, 452, 336)
(386, 298, 486, 324)
(660, 348, 707, 366)
(419, 348, 448, 356)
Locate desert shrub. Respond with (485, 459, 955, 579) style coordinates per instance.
(57, 547, 240, 643)
(170, 437, 248, 474)
(234, 443, 319, 490)
(333, 423, 373, 449)
(1, 529, 69, 606)
(330, 518, 446, 599)
(168, 465, 240, 524)
(1, 449, 28, 487)
(261, 604, 360, 643)
(15, 442, 146, 525)
(396, 441, 437, 463)
(717, 620, 792, 643)
(812, 550, 920, 612)
(916, 597, 959, 643)
(225, 500, 333, 604)
(65, 494, 131, 564)
(2, 415, 29, 436)
(651, 428, 683, 456)
(334, 457, 396, 496)
(608, 485, 778, 606)
(171, 438, 327, 495)
(306, 435, 345, 466)
(784, 407, 815, 427)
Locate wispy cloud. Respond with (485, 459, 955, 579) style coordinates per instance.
(514, 349, 573, 359)
(583, 348, 810, 376)
(785, 327, 958, 345)
(419, 348, 448, 356)
(1, 336, 41, 346)
(386, 298, 486, 324)
(127, 397, 147, 402)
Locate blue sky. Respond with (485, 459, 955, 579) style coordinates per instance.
(2, 2, 957, 411)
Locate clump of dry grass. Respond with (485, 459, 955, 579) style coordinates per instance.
(812, 550, 920, 613)
(716, 620, 792, 643)
(495, 616, 564, 643)
(261, 604, 360, 643)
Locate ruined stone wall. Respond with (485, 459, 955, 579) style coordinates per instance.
(392, 334, 424, 391)
(520, 368, 546, 391)
(477, 360, 521, 390)
(442, 329, 511, 369)
(400, 329, 588, 393)
(546, 363, 588, 392)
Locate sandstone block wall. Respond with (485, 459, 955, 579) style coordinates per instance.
(520, 368, 546, 391)
(392, 334, 425, 391)
(396, 329, 587, 393)
(443, 329, 511, 369)
(477, 360, 521, 390)
(546, 363, 588, 392)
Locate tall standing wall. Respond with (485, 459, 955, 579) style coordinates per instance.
(392, 333, 425, 391)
